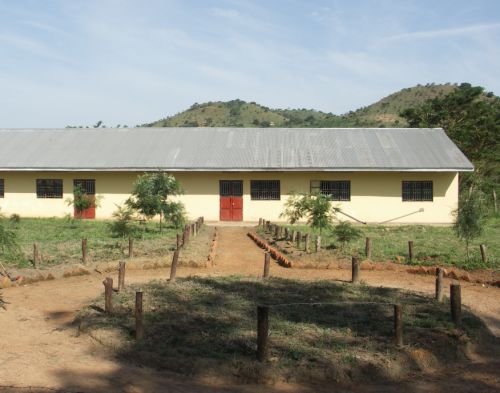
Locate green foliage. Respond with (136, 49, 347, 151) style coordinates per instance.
(401, 83, 500, 201)
(65, 185, 101, 217)
(126, 172, 185, 231)
(9, 214, 21, 224)
(280, 192, 340, 233)
(0, 210, 18, 256)
(109, 205, 137, 238)
(333, 221, 363, 248)
(454, 191, 487, 261)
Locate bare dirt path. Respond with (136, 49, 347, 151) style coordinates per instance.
(0, 225, 498, 393)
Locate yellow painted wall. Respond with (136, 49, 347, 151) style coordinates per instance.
(0, 171, 459, 224)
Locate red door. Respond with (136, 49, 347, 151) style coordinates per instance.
(73, 179, 96, 219)
(219, 180, 243, 221)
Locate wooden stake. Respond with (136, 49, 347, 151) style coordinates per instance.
(296, 231, 301, 249)
(316, 235, 321, 252)
(257, 306, 269, 362)
(352, 256, 360, 284)
(480, 244, 487, 264)
(493, 189, 497, 214)
(365, 237, 372, 259)
(408, 240, 414, 262)
(135, 291, 144, 341)
(33, 243, 40, 268)
(291, 230, 297, 243)
(176, 233, 182, 250)
(284, 227, 289, 241)
(450, 283, 462, 326)
(305, 233, 310, 253)
(128, 237, 134, 258)
(274, 225, 279, 238)
(82, 238, 88, 264)
(103, 277, 113, 314)
(118, 261, 126, 291)
(394, 304, 403, 347)
(435, 267, 443, 302)
(259, 218, 263, 227)
(170, 250, 179, 282)
(263, 253, 270, 279)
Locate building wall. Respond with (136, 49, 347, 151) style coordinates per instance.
(0, 171, 459, 224)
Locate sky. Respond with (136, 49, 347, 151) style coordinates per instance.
(0, 0, 499, 128)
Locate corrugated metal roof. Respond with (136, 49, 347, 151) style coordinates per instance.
(0, 127, 474, 172)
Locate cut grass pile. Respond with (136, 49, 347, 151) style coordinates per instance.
(261, 216, 500, 270)
(79, 276, 488, 385)
(0, 217, 179, 267)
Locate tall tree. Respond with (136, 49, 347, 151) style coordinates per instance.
(401, 83, 500, 200)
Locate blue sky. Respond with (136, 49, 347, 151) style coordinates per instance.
(1, 0, 499, 127)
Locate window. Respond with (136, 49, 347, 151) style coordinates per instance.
(402, 181, 433, 201)
(36, 179, 63, 198)
(73, 179, 95, 195)
(0, 179, 4, 198)
(250, 180, 280, 200)
(311, 180, 351, 201)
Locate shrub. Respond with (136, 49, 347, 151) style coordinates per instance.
(109, 205, 137, 238)
(333, 221, 362, 249)
(454, 191, 486, 261)
(9, 214, 21, 224)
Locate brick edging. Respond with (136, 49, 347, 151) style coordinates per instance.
(247, 232, 293, 268)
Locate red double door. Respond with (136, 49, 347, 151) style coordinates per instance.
(219, 180, 243, 221)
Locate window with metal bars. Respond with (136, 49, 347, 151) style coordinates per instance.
(0, 179, 4, 198)
(219, 180, 243, 196)
(73, 179, 96, 195)
(250, 180, 280, 200)
(311, 180, 350, 201)
(402, 181, 433, 201)
(36, 179, 63, 199)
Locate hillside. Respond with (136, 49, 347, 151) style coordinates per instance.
(145, 84, 458, 128)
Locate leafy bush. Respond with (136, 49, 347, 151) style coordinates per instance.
(333, 221, 362, 249)
(9, 214, 21, 224)
(0, 210, 19, 257)
(454, 191, 486, 261)
(109, 205, 137, 238)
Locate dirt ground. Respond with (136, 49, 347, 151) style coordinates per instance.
(0, 226, 499, 393)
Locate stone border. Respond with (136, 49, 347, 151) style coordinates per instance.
(406, 265, 500, 288)
(247, 232, 293, 268)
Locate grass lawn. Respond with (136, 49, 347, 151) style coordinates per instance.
(79, 276, 488, 385)
(0, 217, 178, 268)
(266, 216, 500, 270)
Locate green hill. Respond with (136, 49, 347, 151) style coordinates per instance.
(145, 84, 458, 128)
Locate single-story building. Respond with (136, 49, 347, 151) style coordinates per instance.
(0, 127, 473, 224)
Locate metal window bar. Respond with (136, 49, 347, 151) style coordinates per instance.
(73, 179, 96, 195)
(402, 181, 433, 201)
(220, 180, 243, 197)
(0, 179, 4, 198)
(251, 180, 280, 200)
(36, 179, 63, 199)
(320, 181, 350, 201)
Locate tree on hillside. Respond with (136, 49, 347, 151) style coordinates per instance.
(126, 172, 186, 231)
(400, 83, 500, 201)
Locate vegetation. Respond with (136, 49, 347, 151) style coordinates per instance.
(0, 217, 178, 267)
(79, 276, 486, 384)
(272, 216, 500, 270)
(126, 172, 186, 231)
(109, 205, 137, 238)
(280, 192, 340, 234)
(65, 185, 100, 218)
(454, 191, 487, 261)
(0, 209, 19, 257)
(333, 221, 362, 249)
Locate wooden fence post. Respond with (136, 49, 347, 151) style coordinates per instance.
(118, 261, 126, 291)
(82, 238, 88, 264)
(408, 241, 414, 262)
(274, 225, 279, 239)
(33, 243, 40, 268)
(296, 231, 301, 249)
(480, 244, 487, 264)
(169, 250, 180, 282)
(352, 256, 360, 284)
(316, 235, 321, 252)
(128, 237, 134, 258)
(263, 253, 270, 279)
(305, 233, 310, 253)
(103, 277, 113, 314)
(394, 304, 403, 347)
(435, 267, 443, 302)
(135, 291, 144, 341)
(257, 306, 269, 362)
(259, 218, 263, 227)
(291, 230, 297, 243)
(365, 237, 372, 259)
(284, 227, 289, 241)
(450, 283, 462, 326)
(176, 233, 182, 250)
